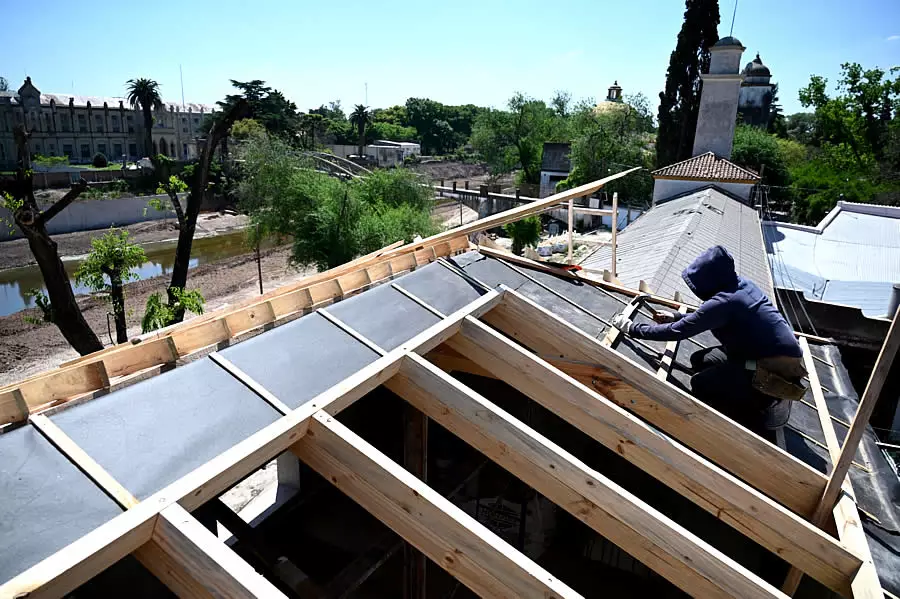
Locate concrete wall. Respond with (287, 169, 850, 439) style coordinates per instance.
(653, 180, 753, 205)
(0, 194, 179, 241)
(692, 75, 743, 158)
(325, 144, 404, 167)
(539, 170, 568, 198)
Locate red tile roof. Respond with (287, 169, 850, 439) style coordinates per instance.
(652, 152, 760, 182)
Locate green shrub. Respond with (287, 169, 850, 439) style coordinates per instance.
(504, 215, 542, 255)
(92, 153, 108, 168)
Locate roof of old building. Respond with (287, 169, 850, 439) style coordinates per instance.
(540, 142, 571, 173)
(651, 151, 760, 182)
(583, 186, 774, 304)
(714, 35, 743, 47)
(743, 53, 771, 78)
(763, 202, 900, 318)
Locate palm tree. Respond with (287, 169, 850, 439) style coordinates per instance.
(349, 104, 372, 157)
(126, 78, 163, 159)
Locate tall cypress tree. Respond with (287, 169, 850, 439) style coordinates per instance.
(656, 0, 720, 167)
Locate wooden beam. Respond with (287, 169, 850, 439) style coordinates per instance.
(141, 503, 288, 598)
(446, 319, 861, 595)
(483, 288, 828, 517)
(782, 339, 882, 598)
(601, 296, 640, 347)
(810, 308, 900, 525)
(292, 411, 581, 599)
(388, 355, 785, 599)
(610, 192, 618, 278)
(656, 305, 688, 381)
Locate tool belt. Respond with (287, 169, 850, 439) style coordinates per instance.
(745, 356, 808, 401)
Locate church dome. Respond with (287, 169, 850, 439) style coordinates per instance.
(713, 36, 743, 47)
(743, 53, 771, 77)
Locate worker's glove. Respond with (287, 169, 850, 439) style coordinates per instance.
(653, 310, 677, 324)
(611, 313, 633, 335)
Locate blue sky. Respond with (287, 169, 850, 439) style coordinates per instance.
(3, 0, 898, 116)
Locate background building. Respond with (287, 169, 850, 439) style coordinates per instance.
(0, 77, 215, 167)
(738, 53, 776, 128)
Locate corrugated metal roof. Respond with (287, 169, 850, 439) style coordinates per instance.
(763, 202, 900, 317)
(583, 187, 774, 303)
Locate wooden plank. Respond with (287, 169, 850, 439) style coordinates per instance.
(338, 269, 372, 296)
(309, 279, 343, 306)
(134, 539, 214, 599)
(171, 317, 233, 355)
(0, 388, 31, 425)
(225, 301, 277, 336)
(810, 308, 900, 525)
(0, 503, 159, 599)
(656, 305, 688, 381)
(425, 345, 495, 378)
(782, 338, 881, 598)
(103, 336, 178, 379)
(209, 353, 292, 415)
(366, 261, 393, 284)
(447, 320, 860, 595)
(610, 192, 618, 278)
(269, 287, 313, 318)
(30, 414, 140, 509)
(318, 311, 387, 356)
(414, 247, 437, 265)
(17, 361, 110, 411)
(484, 289, 828, 517)
(292, 411, 581, 599)
(389, 253, 417, 274)
(388, 355, 784, 599)
(144, 503, 288, 598)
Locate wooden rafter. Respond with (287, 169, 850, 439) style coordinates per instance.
(387, 354, 784, 599)
(482, 288, 829, 517)
(443, 317, 860, 595)
(656, 305, 689, 381)
(292, 411, 581, 599)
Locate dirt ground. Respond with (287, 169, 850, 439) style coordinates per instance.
(0, 245, 314, 385)
(0, 212, 250, 270)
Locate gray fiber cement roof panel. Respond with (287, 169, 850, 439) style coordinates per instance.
(49, 358, 281, 500)
(323, 284, 441, 351)
(390, 262, 484, 316)
(219, 311, 380, 410)
(0, 425, 123, 582)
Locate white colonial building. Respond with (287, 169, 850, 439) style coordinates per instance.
(0, 77, 216, 167)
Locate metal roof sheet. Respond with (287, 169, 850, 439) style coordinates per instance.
(583, 188, 774, 304)
(763, 202, 900, 317)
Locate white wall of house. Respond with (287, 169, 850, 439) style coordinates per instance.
(653, 179, 753, 204)
(540, 169, 569, 198)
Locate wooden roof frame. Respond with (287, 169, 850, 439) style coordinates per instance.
(1, 167, 889, 598)
(1, 284, 871, 599)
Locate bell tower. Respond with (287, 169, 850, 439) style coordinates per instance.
(692, 36, 745, 159)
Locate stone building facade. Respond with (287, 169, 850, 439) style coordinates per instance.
(738, 54, 776, 128)
(0, 77, 216, 167)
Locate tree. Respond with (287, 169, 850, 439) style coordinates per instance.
(237, 135, 438, 270)
(783, 113, 818, 146)
(0, 77, 8, 92)
(656, 0, 720, 166)
(731, 124, 790, 204)
(2, 126, 101, 354)
(74, 230, 146, 343)
(299, 113, 325, 148)
(126, 78, 163, 159)
(231, 118, 266, 141)
(563, 94, 656, 203)
(217, 80, 299, 138)
(349, 104, 372, 156)
(471, 93, 567, 184)
(165, 99, 250, 322)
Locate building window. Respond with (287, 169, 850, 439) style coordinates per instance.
(127, 114, 135, 133)
(183, 143, 188, 159)
(78, 114, 87, 132)
(49, 144, 56, 156)
(61, 115, 70, 132)
(63, 144, 73, 158)
(98, 143, 107, 156)
(47, 113, 55, 132)
(95, 115, 104, 132)
(113, 143, 123, 158)
(111, 116, 120, 132)
(80, 144, 90, 160)
(128, 143, 137, 158)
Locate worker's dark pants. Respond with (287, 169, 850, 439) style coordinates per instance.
(688, 346, 788, 436)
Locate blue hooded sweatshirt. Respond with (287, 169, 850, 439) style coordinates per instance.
(630, 246, 802, 360)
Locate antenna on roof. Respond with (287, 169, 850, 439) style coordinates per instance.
(729, 0, 739, 36)
(179, 65, 185, 110)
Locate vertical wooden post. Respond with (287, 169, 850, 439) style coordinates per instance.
(439, 179, 444, 197)
(464, 180, 469, 190)
(809, 308, 900, 525)
(403, 404, 428, 599)
(454, 181, 461, 226)
(567, 196, 574, 263)
(515, 188, 520, 202)
(611, 192, 618, 278)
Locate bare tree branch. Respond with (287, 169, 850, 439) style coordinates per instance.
(38, 178, 89, 224)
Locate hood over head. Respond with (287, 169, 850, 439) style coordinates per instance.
(682, 246, 739, 300)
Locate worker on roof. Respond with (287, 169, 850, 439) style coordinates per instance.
(611, 245, 806, 434)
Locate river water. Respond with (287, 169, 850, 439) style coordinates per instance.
(0, 230, 259, 317)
